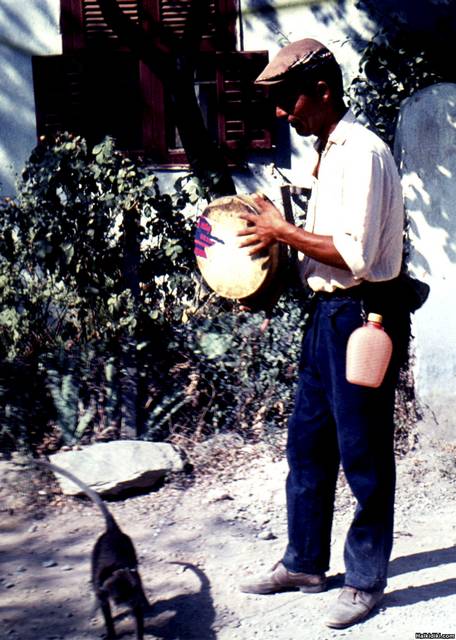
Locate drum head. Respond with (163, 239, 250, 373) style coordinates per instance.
(194, 195, 280, 301)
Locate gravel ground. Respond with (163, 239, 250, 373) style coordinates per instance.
(1, 435, 456, 640)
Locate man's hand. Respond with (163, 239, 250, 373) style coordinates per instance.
(238, 193, 285, 255)
(239, 192, 350, 271)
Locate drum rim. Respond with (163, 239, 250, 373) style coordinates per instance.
(195, 194, 281, 300)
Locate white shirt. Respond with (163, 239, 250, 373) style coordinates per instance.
(298, 110, 404, 292)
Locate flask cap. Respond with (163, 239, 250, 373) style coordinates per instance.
(367, 312, 383, 324)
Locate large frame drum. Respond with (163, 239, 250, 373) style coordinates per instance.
(194, 195, 284, 309)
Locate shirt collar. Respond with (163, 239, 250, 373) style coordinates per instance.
(313, 109, 357, 153)
(327, 109, 357, 145)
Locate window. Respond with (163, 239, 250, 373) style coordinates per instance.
(32, 0, 273, 164)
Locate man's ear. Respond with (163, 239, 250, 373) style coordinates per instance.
(316, 80, 330, 102)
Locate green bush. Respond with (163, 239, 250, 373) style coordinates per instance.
(0, 133, 302, 454)
(142, 295, 303, 445)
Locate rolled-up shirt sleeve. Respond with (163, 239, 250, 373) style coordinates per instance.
(333, 151, 386, 279)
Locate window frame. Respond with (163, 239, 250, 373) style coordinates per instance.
(32, 0, 272, 165)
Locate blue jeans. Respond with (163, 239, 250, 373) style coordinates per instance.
(283, 295, 406, 592)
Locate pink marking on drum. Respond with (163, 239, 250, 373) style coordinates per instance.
(194, 216, 225, 259)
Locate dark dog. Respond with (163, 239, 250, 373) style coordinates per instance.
(35, 460, 148, 639)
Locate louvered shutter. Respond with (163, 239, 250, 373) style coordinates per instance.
(82, 0, 140, 48)
(153, 0, 236, 51)
(35, 0, 162, 155)
(32, 55, 84, 138)
(159, 0, 214, 37)
(217, 51, 274, 153)
(61, 0, 236, 52)
(32, 52, 145, 150)
(61, 0, 146, 51)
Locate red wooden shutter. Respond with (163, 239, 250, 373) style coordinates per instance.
(61, 1, 236, 52)
(33, 54, 85, 138)
(216, 51, 274, 154)
(82, 0, 140, 48)
(159, 0, 208, 36)
(32, 52, 147, 152)
(35, 0, 163, 155)
(153, 0, 236, 51)
(61, 0, 148, 51)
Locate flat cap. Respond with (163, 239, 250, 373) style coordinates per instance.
(255, 38, 335, 85)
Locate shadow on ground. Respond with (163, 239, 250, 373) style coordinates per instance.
(144, 562, 216, 639)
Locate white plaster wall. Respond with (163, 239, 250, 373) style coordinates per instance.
(395, 83, 456, 441)
(0, 0, 61, 196)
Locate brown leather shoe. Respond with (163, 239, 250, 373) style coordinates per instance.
(240, 561, 326, 594)
(326, 586, 384, 628)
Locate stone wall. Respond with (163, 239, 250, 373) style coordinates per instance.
(395, 83, 456, 442)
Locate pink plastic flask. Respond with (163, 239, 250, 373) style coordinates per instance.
(346, 313, 393, 388)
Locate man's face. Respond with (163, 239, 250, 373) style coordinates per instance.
(269, 83, 326, 138)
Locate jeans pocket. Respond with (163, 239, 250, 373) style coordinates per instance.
(327, 299, 363, 340)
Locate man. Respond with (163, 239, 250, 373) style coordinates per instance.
(238, 38, 410, 629)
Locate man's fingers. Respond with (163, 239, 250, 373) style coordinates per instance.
(237, 227, 255, 237)
(238, 235, 260, 248)
(238, 239, 267, 254)
(247, 244, 267, 255)
(250, 192, 276, 211)
(251, 192, 271, 204)
(238, 211, 257, 224)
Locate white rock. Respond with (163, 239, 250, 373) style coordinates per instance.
(49, 441, 183, 496)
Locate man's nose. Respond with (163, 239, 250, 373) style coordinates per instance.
(275, 106, 288, 119)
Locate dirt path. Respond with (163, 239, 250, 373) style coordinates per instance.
(1, 438, 456, 640)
